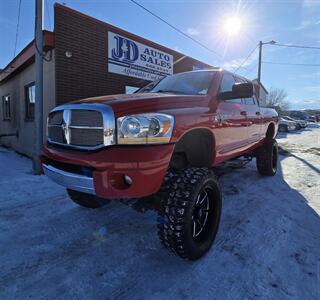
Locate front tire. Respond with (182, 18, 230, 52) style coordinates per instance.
(256, 138, 278, 176)
(67, 189, 108, 208)
(157, 168, 222, 260)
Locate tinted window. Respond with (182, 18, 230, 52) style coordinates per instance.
(149, 71, 216, 95)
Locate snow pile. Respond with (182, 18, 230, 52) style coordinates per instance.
(0, 128, 319, 299)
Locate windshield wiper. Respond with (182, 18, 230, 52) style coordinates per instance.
(154, 90, 188, 95)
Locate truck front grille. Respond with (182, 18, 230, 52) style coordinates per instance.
(47, 104, 115, 150)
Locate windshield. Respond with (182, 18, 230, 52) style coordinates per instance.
(140, 71, 216, 96)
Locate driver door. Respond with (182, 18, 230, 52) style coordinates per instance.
(215, 73, 248, 156)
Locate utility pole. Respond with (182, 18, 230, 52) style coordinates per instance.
(33, 0, 43, 175)
(257, 41, 262, 86)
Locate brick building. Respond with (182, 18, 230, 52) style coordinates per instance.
(0, 3, 212, 157)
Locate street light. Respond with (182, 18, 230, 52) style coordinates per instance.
(258, 40, 276, 85)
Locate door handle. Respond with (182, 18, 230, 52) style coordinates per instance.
(240, 111, 247, 116)
(256, 111, 261, 115)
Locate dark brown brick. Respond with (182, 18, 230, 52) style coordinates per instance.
(54, 4, 212, 105)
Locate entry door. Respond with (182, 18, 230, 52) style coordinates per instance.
(215, 74, 248, 156)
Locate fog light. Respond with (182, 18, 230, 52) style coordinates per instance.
(124, 175, 133, 186)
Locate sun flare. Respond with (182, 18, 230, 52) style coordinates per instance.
(224, 16, 242, 36)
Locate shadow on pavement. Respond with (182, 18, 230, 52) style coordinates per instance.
(1, 144, 319, 299)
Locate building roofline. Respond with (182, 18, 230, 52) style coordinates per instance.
(0, 31, 54, 83)
(54, 3, 213, 69)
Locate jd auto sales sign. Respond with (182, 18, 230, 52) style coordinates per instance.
(108, 32, 173, 81)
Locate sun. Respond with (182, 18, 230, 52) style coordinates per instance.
(224, 16, 242, 36)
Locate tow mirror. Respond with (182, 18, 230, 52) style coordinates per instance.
(220, 82, 254, 100)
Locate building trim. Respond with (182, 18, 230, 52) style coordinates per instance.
(54, 3, 211, 69)
(0, 31, 54, 83)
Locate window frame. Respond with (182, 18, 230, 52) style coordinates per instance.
(2, 94, 11, 121)
(25, 82, 35, 121)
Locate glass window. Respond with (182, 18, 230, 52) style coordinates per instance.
(2, 95, 11, 120)
(148, 71, 216, 95)
(125, 85, 140, 94)
(220, 74, 242, 103)
(136, 80, 161, 93)
(25, 83, 35, 120)
(235, 76, 246, 83)
(244, 97, 256, 105)
(220, 74, 235, 93)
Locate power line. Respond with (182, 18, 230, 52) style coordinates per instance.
(241, 62, 259, 78)
(13, 0, 22, 58)
(129, 0, 224, 61)
(233, 44, 259, 73)
(263, 61, 320, 67)
(271, 43, 320, 50)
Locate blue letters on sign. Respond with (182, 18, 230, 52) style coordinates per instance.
(112, 36, 139, 63)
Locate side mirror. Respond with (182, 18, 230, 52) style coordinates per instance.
(220, 82, 254, 100)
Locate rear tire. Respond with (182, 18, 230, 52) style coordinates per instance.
(67, 189, 108, 208)
(256, 138, 278, 176)
(157, 168, 222, 260)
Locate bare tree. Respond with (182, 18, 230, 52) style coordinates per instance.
(266, 88, 290, 111)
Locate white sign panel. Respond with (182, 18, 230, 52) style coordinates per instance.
(108, 32, 173, 81)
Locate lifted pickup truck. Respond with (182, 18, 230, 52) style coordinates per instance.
(42, 69, 278, 260)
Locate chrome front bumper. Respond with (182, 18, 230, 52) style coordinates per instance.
(42, 164, 95, 195)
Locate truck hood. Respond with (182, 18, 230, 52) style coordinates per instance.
(72, 93, 209, 116)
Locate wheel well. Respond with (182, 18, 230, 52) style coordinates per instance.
(266, 123, 275, 138)
(170, 129, 214, 170)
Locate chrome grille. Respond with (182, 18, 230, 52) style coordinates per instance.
(70, 128, 103, 146)
(70, 110, 103, 127)
(47, 104, 115, 150)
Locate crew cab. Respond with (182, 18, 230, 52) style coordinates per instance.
(42, 69, 278, 260)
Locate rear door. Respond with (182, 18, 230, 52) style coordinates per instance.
(239, 80, 263, 144)
(215, 74, 248, 155)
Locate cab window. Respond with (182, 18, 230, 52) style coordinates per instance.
(220, 74, 242, 104)
(244, 97, 256, 105)
(220, 74, 235, 93)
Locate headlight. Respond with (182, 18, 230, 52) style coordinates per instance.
(117, 113, 174, 144)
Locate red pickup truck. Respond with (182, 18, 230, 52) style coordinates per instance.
(42, 69, 278, 260)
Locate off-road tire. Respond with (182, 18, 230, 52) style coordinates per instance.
(256, 138, 278, 176)
(157, 168, 222, 260)
(67, 189, 107, 208)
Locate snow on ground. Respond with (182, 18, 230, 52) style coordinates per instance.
(0, 127, 319, 299)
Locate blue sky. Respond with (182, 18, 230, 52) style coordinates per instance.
(0, 0, 319, 109)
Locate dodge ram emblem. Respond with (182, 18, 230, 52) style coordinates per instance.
(62, 110, 71, 144)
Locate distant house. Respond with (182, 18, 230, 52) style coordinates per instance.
(252, 79, 268, 106)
